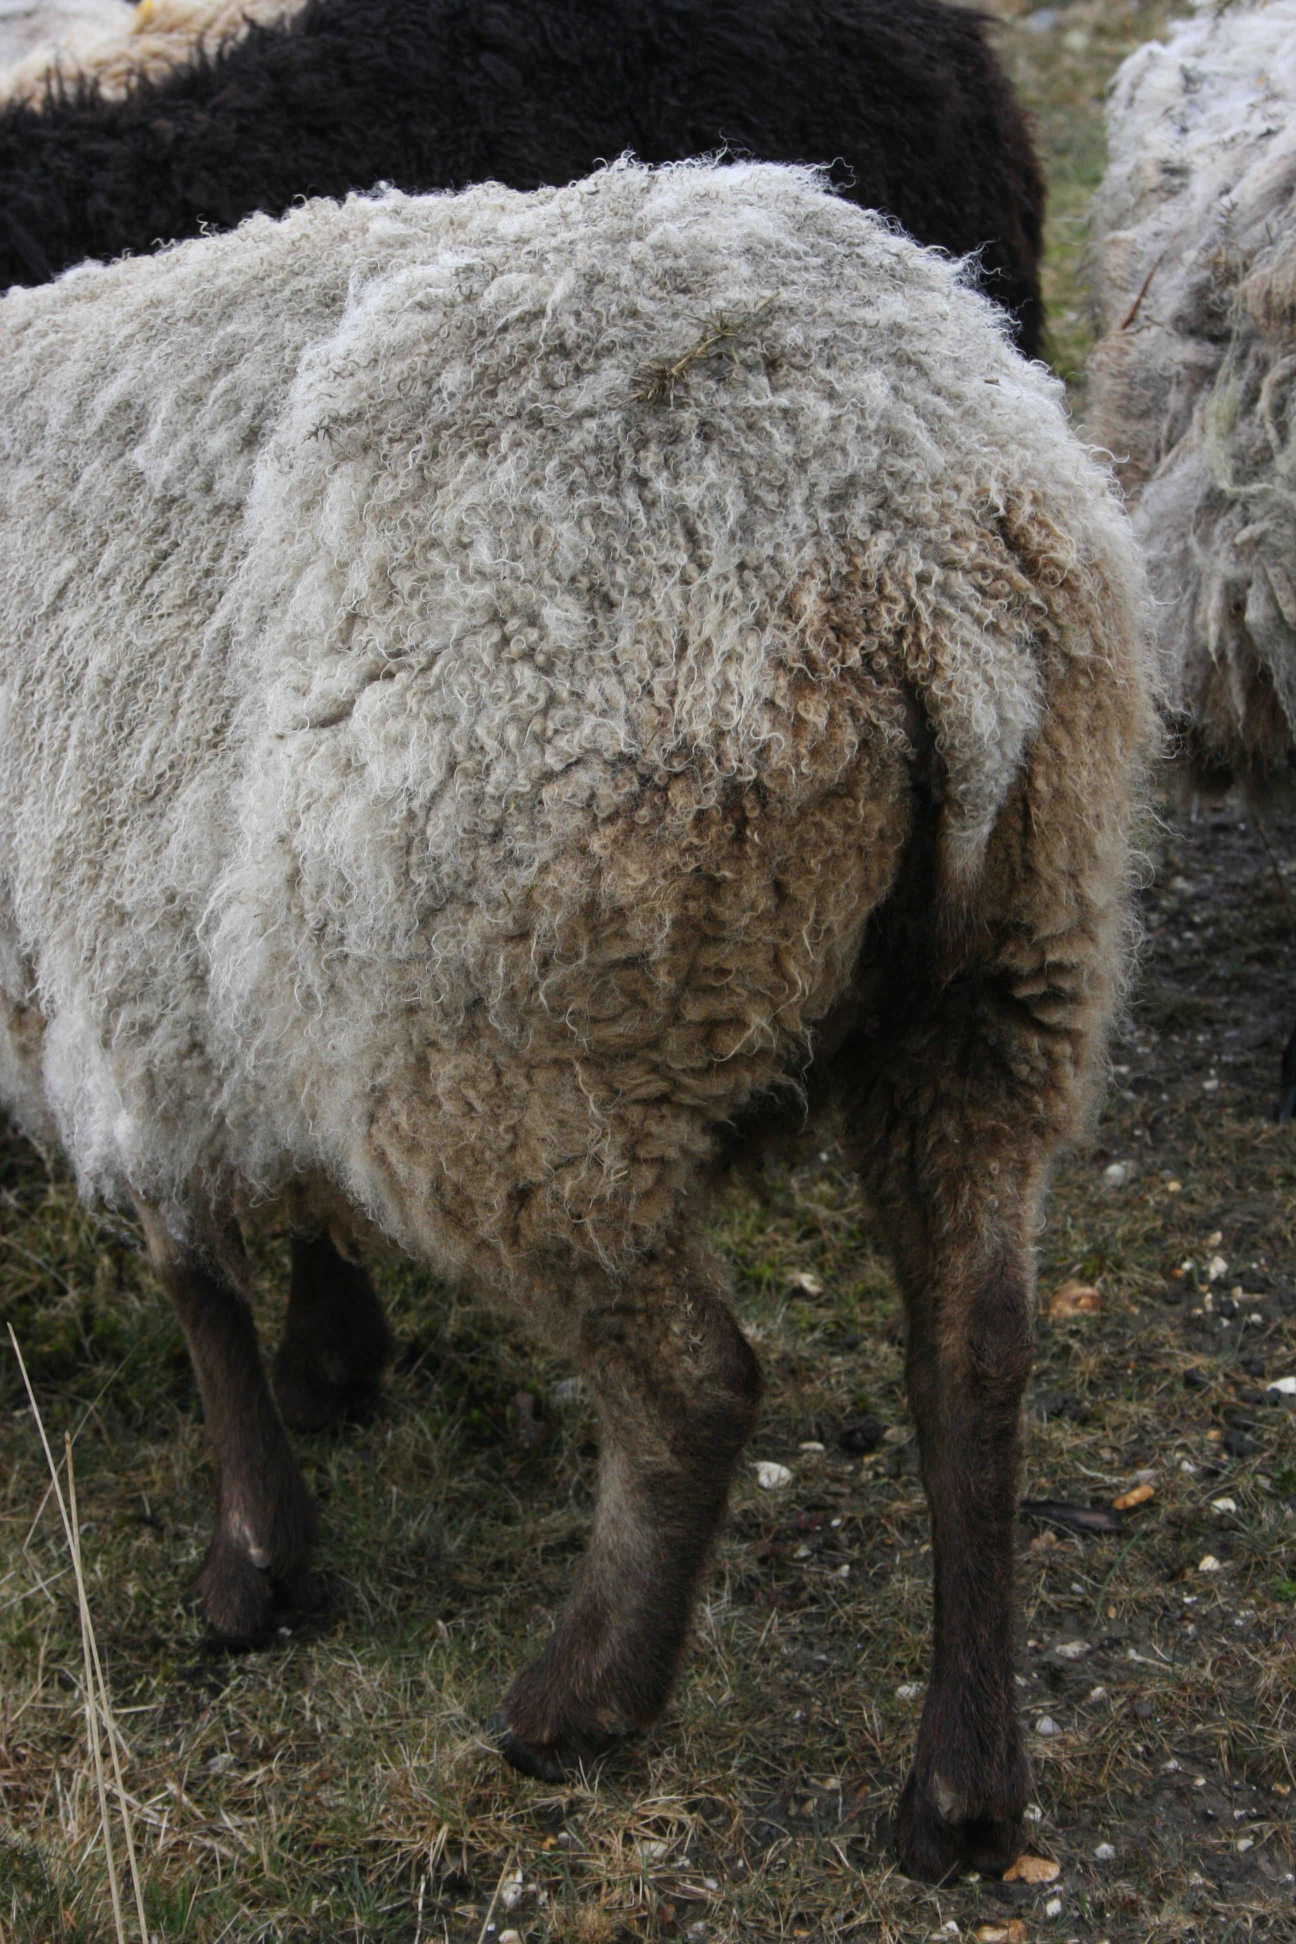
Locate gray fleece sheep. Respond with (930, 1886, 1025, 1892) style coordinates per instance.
(1086, 0, 1296, 798)
(0, 160, 1152, 1883)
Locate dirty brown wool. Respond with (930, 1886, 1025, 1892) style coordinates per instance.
(0, 162, 1153, 1882)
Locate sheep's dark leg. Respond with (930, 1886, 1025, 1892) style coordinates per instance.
(273, 1231, 394, 1431)
(136, 1203, 318, 1643)
(886, 1200, 1034, 1882)
(847, 1027, 1041, 1881)
(495, 1241, 761, 1777)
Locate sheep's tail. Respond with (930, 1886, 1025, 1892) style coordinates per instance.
(891, 490, 1156, 991)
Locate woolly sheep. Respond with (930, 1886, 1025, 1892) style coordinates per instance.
(0, 0, 1046, 358)
(1086, 0, 1296, 799)
(0, 0, 306, 106)
(0, 161, 1151, 1882)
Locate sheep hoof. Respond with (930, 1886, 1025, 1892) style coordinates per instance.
(894, 1770, 1024, 1884)
(489, 1708, 628, 1783)
(197, 1536, 278, 1646)
(197, 1540, 328, 1647)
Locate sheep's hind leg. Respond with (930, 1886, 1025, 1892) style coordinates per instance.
(136, 1203, 319, 1643)
(273, 1230, 394, 1431)
(495, 1240, 761, 1778)
(848, 1024, 1046, 1882)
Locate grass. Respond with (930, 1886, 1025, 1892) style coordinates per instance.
(3, 5, 1296, 1939)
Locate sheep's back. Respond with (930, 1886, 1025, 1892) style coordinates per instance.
(0, 163, 1141, 1236)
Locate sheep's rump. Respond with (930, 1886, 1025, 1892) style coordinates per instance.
(0, 0, 1044, 357)
(1086, 1, 1296, 794)
(0, 162, 1138, 1265)
(0, 0, 307, 106)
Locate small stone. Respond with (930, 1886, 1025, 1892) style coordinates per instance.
(1005, 1852, 1061, 1883)
(1053, 1639, 1089, 1660)
(1113, 1482, 1155, 1512)
(798, 1440, 826, 1454)
(1198, 1555, 1223, 1573)
(499, 1870, 524, 1910)
(1102, 1160, 1132, 1188)
(499, 1934, 522, 1944)
(896, 1682, 922, 1701)
(1034, 1716, 1062, 1737)
(1045, 1896, 1063, 1917)
(1268, 1377, 1296, 1396)
(1207, 1255, 1229, 1282)
(753, 1461, 793, 1490)
(1211, 1498, 1237, 1514)
(1025, 1802, 1043, 1822)
(1094, 1842, 1116, 1861)
(1166, 1178, 1183, 1193)
(1048, 1279, 1102, 1320)
(789, 1270, 823, 1297)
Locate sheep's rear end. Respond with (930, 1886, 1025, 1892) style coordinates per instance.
(0, 161, 1150, 1881)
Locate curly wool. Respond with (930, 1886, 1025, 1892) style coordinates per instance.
(0, 0, 1045, 360)
(1086, 0, 1296, 794)
(0, 161, 1145, 1279)
(0, 0, 118, 69)
(0, 0, 307, 105)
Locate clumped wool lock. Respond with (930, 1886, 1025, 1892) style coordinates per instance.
(0, 161, 1153, 1883)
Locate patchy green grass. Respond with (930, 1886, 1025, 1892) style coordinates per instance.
(4, 7, 1296, 1941)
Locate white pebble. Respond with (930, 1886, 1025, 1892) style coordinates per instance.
(1206, 1255, 1229, 1282)
(1211, 1498, 1237, 1514)
(1198, 1555, 1222, 1573)
(753, 1461, 793, 1490)
(1035, 1715, 1062, 1736)
(1054, 1639, 1090, 1660)
(1025, 1803, 1044, 1822)
(896, 1682, 922, 1701)
(1102, 1160, 1132, 1187)
(1268, 1377, 1296, 1396)
(1095, 1842, 1116, 1861)
(1046, 1896, 1063, 1917)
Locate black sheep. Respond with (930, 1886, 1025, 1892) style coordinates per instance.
(0, 0, 1045, 355)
